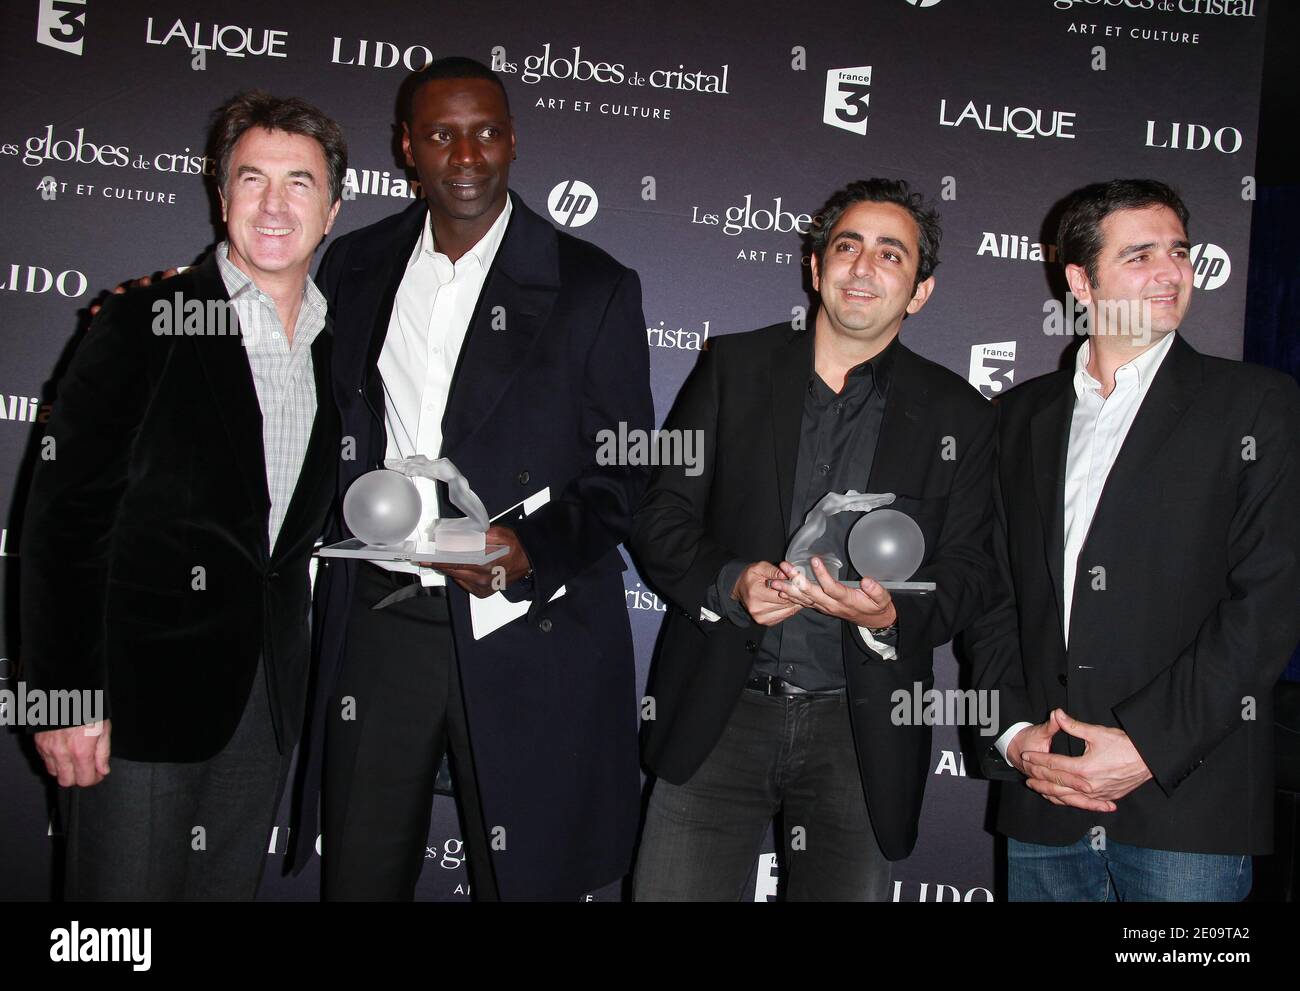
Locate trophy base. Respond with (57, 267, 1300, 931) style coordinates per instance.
(878, 580, 936, 594)
(317, 538, 509, 565)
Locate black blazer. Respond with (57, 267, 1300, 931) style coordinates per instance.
(20, 253, 341, 762)
(963, 334, 1300, 854)
(631, 322, 997, 860)
(293, 192, 654, 898)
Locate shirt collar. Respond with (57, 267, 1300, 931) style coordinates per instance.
(808, 335, 897, 402)
(1074, 330, 1176, 401)
(411, 195, 513, 271)
(215, 241, 327, 316)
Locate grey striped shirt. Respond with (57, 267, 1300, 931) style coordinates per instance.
(215, 242, 325, 550)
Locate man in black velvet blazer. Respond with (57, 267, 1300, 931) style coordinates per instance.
(290, 58, 652, 901)
(631, 179, 996, 900)
(962, 179, 1300, 901)
(20, 93, 345, 900)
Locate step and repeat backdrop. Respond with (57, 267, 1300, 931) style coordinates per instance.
(0, 0, 1268, 901)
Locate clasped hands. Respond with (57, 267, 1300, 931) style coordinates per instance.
(733, 556, 896, 629)
(1006, 708, 1153, 812)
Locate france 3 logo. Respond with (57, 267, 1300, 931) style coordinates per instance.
(36, 0, 86, 56)
(823, 66, 871, 136)
(968, 341, 1016, 400)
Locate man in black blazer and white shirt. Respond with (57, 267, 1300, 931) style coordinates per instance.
(21, 93, 345, 900)
(293, 57, 652, 901)
(963, 179, 1300, 901)
(632, 179, 996, 900)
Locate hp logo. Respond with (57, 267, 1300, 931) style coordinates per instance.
(548, 179, 600, 228)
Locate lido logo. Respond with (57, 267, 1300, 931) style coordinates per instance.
(36, 0, 86, 55)
(548, 179, 599, 228)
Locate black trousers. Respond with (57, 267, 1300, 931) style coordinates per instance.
(634, 689, 892, 902)
(322, 563, 498, 901)
(62, 656, 291, 901)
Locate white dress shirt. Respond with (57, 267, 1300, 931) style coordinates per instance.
(215, 242, 325, 551)
(374, 198, 512, 584)
(995, 331, 1176, 764)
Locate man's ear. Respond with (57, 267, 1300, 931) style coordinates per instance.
(809, 251, 821, 293)
(906, 275, 935, 316)
(219, 189, 227, 225)
(401, 122, 414, 168)
(1064, 263, 1093, 307)
(324, 197, 341, 237)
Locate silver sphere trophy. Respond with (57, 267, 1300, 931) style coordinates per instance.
(318, 456, 507, 565)
(785, 490, 935, 594)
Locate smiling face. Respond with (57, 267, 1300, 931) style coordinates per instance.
(220, 126, 339, 286)
(1066, 204, 1192, 343)
(402, 77, 514, 237)
(811, 199, 934, 352)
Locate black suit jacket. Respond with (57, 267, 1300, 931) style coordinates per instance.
(632, 322, 996, 860)
(293, 192, 653, 898)
(20, 253, 341, 761)
(963, 333, 1300, 854)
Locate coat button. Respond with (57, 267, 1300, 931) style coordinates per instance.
(268, 571, 280, 580)
(745, 640, 758, 652)
(539, 618, 552, 632)
(518, 470, 530, 485)
(1057, 673, 1068, 687)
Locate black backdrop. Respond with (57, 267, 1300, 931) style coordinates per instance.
(0, 0, 1270, 901)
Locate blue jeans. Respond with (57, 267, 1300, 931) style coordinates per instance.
(1008, 833, 1252, 902)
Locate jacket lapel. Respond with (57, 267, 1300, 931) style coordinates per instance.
(271, 324, 339, 562)
(1075, 333, 1199, 565)
(867, 342, 931, 493)
(440, 192, 558, 457)
(343, 200, 427, 397)
(1029, 379, 1072, 650)
(770, 326, 813, 539)
(189, 254, 271, 553)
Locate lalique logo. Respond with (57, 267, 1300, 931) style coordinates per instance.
(939, 99, 1077, 140)
(144, 17, 288, 59)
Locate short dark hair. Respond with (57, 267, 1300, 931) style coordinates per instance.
(1057, 179, 1191, 286)
(401, 56, 511, 124)
(211, 91, 348, 205)
(808, 178, 943, 288)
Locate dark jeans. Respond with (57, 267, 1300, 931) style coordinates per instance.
(63, 657, 291, 901)
(322, 564, 498, 901)
(634, 689, 892, 901)
(1008, 834, 1253, 901)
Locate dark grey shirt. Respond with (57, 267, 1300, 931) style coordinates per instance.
(708, 339, 898, 690)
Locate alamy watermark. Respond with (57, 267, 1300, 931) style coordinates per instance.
(1042, 292, 1160, 346)
(891, 683, 1000, 737)
(0, 675, 104, 729)
(596, 422, 705, 477)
